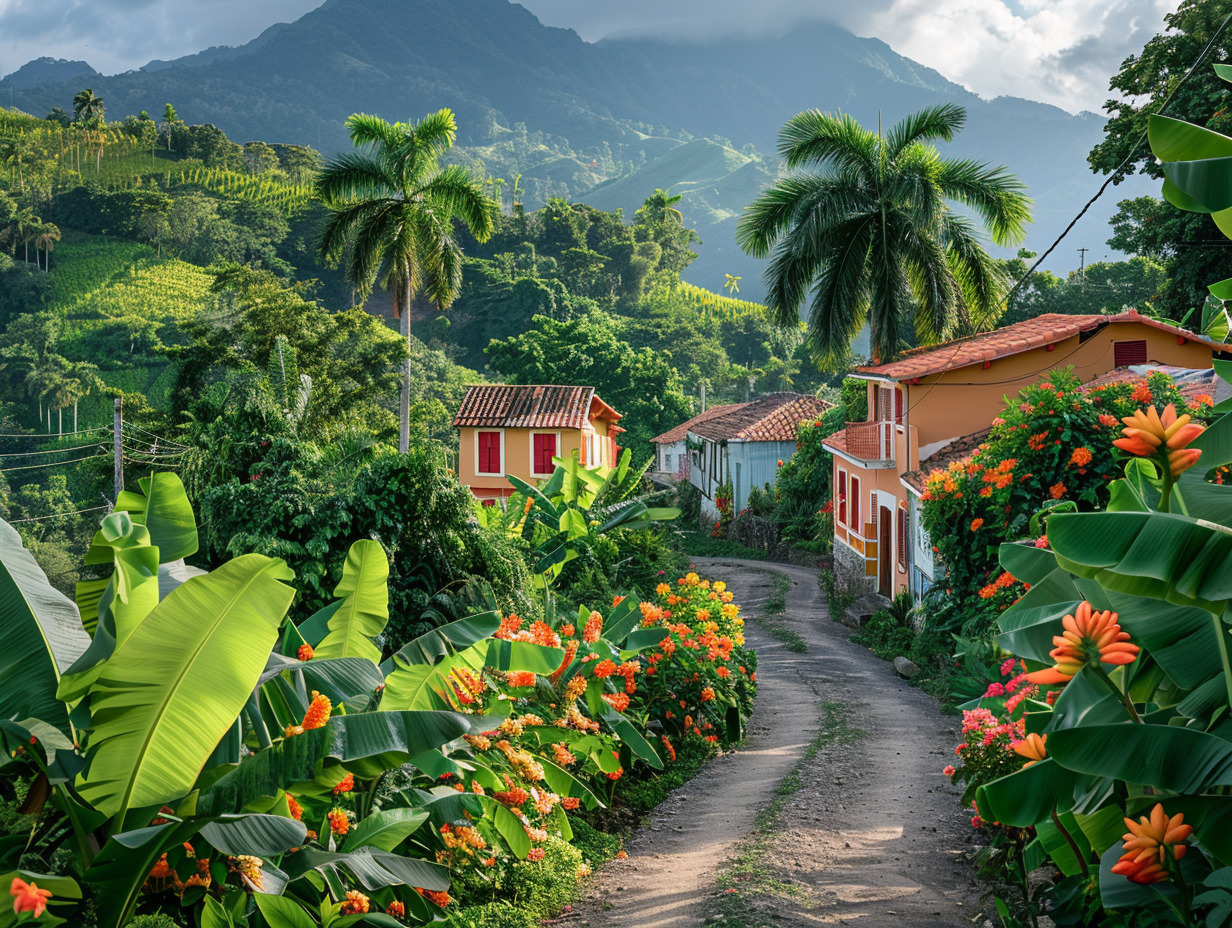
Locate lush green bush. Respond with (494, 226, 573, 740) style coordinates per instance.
(852, 593, 917, 660)
(501, 836, 583, 919)
(568, 818, 623, 867)
(446, 902, 541, 928)
(617, 734, 718, 811)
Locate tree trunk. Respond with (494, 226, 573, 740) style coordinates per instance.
(74, 400, 78, 432)
(400, 280, 411, 454)
(58, 407, 62, 436)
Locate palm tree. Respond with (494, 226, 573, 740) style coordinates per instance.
(637, 188, 684, 226)
(72, 89, 105, 124)
(34, 222, 60, 272)
(316, 108, 497, 453)
(737, 104, 1031, 366)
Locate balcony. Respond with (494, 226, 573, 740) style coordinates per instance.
(832, 420, 897, 468)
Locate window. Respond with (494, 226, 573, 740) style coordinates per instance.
(895, 388, 904, 424)
(897, 504, 908, 571)
(851, 476, 862, 530)
(532, 432, 557, 476)
(837, 468, 847, 526)
(1114, 339, 1148, 366)
(476, 431, 503, 475)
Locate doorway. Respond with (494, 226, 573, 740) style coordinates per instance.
(878, 505, 892, 597)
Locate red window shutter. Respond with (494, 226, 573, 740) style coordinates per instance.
(851, 477, 862, 529)
(479, 432, 501, 473)
(1114, 340, 1148, 366)
(838, 470, 847, 526)
(895, 388, 903, 424)
(534, 434, 556, 473)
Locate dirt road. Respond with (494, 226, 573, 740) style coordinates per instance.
(570, 559, 978, 928)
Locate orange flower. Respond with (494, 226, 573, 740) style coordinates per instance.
(386, 900, 406, 919)
(562, 796, 581, 810)
(302, 691, 332, 731)
(970, 518, 983, 532)
(341, 890, 370, 914)
(417, 888, 451, 907)
(1025, 601, 1140, 685)
(1069, 447, 1092, 467)
(297, 643, 314, 661)
(327, 809, 349, 836)
(1110, 804, 1193, 884)
(1011, 732, 1047, 768)
(333, 773, 354, 795)
(508, 671, 536, 688)
(10, 877, 52, 918)
(701, 687, 716, 702)
(1114, 404, 1205, 477)
(583, 611, 603, 643)
(1130, 381, 1153, 403)
(286, 794, 303, 821)
(1098, 413, 1118, 427)
(1193, 393, 1214, 406)
(1050, 483, 1066, 499)
(593, 659, 617, 678)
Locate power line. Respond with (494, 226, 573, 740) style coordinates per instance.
(120, 422, 190, 449)
(1003, 12, 1232, 306)
(0, 441, 108, 458)
(0, 426, 110, 439)
(9, 505, 111, 524)
(0, 453, 108, 474)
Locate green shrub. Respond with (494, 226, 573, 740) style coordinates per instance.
(617, 735, 717, 810)
(569, 818, 622, 866)
(853, 592, 917, 660)
(503, 835, 582, 918)
(128, 916, 183, 928)
(446, 902, 540, 928)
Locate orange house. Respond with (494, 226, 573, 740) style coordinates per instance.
(453, 385, 623, 502)
(823, 310, 1232, 600)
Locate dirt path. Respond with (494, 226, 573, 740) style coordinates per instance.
(569, 559, 978, 928)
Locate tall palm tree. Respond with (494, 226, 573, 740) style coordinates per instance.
(72, 89, 105, 124)
(316, 108, 497, 453)
(34, 222, 60, 272)
(737, 104, 1032, 366)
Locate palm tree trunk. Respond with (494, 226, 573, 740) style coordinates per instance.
(58, 407, 62, 436)
(74, 400, 78, 432)
(400, 280, 411, 454)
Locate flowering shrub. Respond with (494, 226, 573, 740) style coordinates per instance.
(920, 369, 1208, 636)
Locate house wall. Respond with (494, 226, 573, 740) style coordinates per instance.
(458, 426, 586, 499)
(656, 440, 687, 476)
(903, 325, 1216, 455)
(730, 440, 797, 513)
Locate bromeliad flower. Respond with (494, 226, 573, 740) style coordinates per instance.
(1025, 601, 1140, 685)
(1113, 403, 1205, 478)
(1011, 732, 1047, 768)
(1110, 804, 1193, 884)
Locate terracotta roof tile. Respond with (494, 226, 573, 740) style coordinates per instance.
(452, 385, 618, 429)
(901, 428, 994, 493)
(689, 393, 832, 442)
(857, 310, 1231, 381)
(651, 403, 748, 444)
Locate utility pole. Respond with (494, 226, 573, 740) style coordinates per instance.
(113, 397, 124, 500)
(1077, 247, 1089, 289)
(699, 381, 707, 413)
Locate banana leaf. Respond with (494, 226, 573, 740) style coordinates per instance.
(76, 554, 296, 820)
(281, 846, 449, 892)
(380, 611, 501, 672)
(315, 540, 389, 664)
(342, 808, 429, 853)
(0, 519, 90, 735)
(1048, 722, 1232, 792)
(85, 472, 197, 565)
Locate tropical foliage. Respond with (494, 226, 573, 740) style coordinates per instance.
(0, 463, 755, 927)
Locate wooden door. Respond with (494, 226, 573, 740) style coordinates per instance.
(878, 505, 892, 596)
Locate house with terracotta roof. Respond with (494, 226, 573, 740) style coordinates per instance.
(824, 309, 1232, 600)
(452, 385, 623, 502)
(683, 393, 832, 519)
(650, 403, 747, 481)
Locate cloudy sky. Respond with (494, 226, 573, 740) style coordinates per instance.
(0, 0, 1179, 113)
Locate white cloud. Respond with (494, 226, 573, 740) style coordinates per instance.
(858, 0, 1178, 112)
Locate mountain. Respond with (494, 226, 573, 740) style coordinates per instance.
(1, 0, 1146, 299)
(1, 56, 98, 91)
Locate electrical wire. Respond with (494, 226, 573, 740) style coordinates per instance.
(9, 505, 111, 524)
(120, 422, 190, 449)
(0, 441, 108, 458)
(1003, 12, 1232, 306)
(0, 426, 111, 439)
(0, 453, 108, 474)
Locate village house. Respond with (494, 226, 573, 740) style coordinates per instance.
(823, 309, 1232, 600)
(650, 403, 746, 481)
(452, 384, 623, 502)
(682, 392, 832, 520)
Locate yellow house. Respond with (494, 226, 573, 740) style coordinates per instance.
(823, 310, 1232, 600)
(452, 384, 623, 502)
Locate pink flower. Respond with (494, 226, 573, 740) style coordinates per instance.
(984, 682, 1005, 698)
(1034, 536, 1049, 549)
(943, 765, 956, 777)
(999, 658, 1017, 677)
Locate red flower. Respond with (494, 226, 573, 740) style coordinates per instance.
(10, 878, 52, 918)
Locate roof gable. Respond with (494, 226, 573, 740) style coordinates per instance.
(689, 393, 832, 442)
(650, 403, 749, 444)
(452, 385, 611, 429)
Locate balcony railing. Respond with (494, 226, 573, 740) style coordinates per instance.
(843, 420, 896, 465)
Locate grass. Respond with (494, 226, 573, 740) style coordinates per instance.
(707, 703, 864, 927)
(749, 574, 807, 653)
(678, 530, 768, 561)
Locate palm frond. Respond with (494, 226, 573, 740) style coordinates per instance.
(899, 224, 959, 345)
(943, 213, 1010, 330)
(935, 158, 1032, 247)
(315, 153, 396, 205)
(420, 165, 498, 241)
(799, 216, 875, 368)
(737, 171, 869, 258)
(345, 114, 408, 153)
(865, 233, 912, 364)
(778, 110, 877, 178)
(885, 103, 966, 158)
